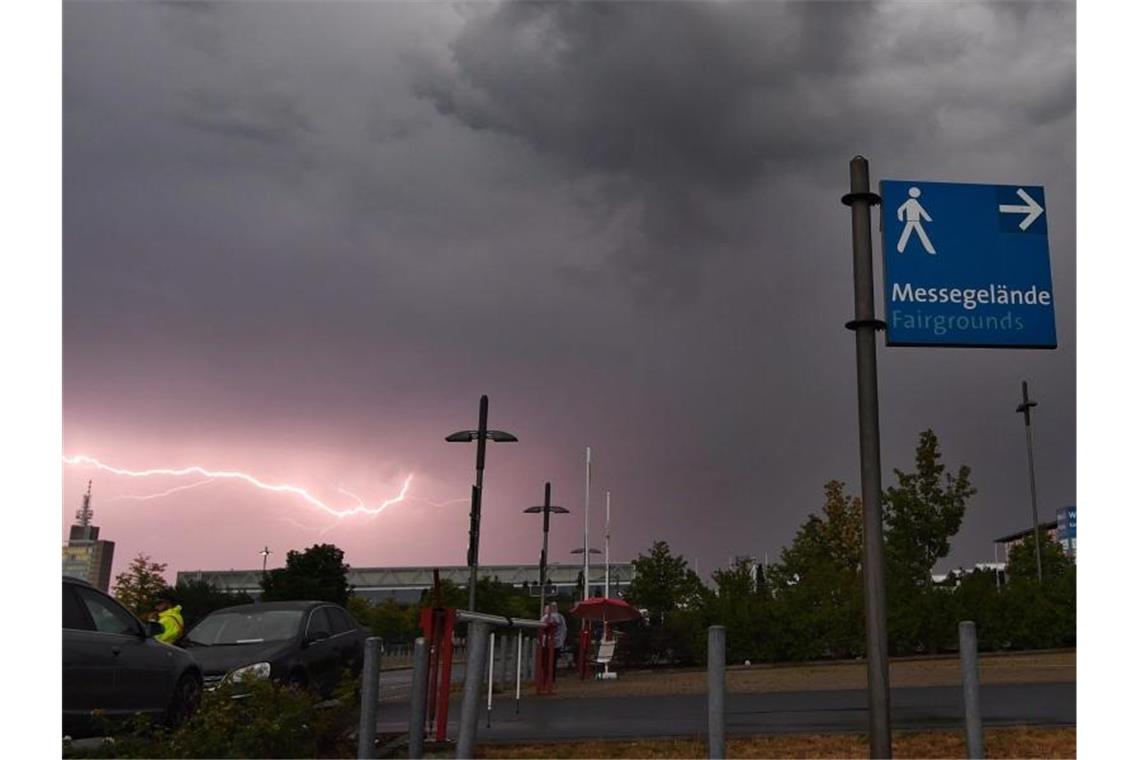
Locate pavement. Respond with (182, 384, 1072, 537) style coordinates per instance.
(376, 681, 1075, 742)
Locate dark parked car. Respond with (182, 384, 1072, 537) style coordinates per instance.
(181, 600, 365, 697)
(62, 577, 202, 737)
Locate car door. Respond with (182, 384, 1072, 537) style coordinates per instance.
(327, 606, 364, 678)
(72, 586, 169, 716)
(62, 583, 117, 726)
(300, 606, 338, 694)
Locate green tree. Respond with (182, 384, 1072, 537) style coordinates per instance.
(951, 568, 1009, 652)
(625, 540, 705, 625)
(1006, 530, 1073, 584)
(623, 541, 708, 665)
(259, 544, 351, 605)
(883, 430, 975, 654)
(766, 481, 864, 660)
(1002, 533, 1076, 649)
(705, 558, 770, 663)
(113, 553, 171, 617)
(173, 579, 253, 630)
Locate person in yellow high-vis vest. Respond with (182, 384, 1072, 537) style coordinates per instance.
(151, 591, 184, 645)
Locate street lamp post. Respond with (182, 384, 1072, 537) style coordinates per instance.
(260, 546, 272, 574)
(1016, 380, 1044, 583)
(523, 482, 569, 617)
(447, 395, 517, 611)
(604, 491, 611, 599)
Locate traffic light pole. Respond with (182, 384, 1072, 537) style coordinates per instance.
(842, 155, 892, 758)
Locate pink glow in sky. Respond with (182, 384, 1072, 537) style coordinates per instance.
(60, 441, 481, 583)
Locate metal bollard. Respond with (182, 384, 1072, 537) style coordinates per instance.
(357, 636, 382, 759)
(486, 631, 495, 728)
(707, 626, 726, 759)
(959, 621, 985, 758)
(408, 638, 429, 759)
(456, 621, 491, 759)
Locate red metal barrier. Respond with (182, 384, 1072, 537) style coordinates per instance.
(419, 607, 457, 743)
(535, 624, 556, 695)
(577, 627, 590, 679)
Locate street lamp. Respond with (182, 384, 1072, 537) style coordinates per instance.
(260, 546, 272, 574)
(446, 394, 518, 611)
(523, 482, 569, 617)
(1016, 380, 1044, 583)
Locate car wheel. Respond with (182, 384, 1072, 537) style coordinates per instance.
(286, 669, 309, 691)
(166, 672, 202, 728)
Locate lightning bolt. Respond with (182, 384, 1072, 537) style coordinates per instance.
(108, 478, 216, 502)
(63, 455, 414, 518)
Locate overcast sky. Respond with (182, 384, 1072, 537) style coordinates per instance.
(62, 0, 1075, 583)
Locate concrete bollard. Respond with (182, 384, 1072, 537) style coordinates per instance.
(707, 625, 726, 759)
(959, 621, 985, 758)
(408, 638, 429, 759)
(456, 621, 491, 759)
(357, 636, 382, 759)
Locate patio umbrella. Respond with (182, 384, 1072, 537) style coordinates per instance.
(569, 597, 643, 624)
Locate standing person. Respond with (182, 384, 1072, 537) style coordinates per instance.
(542, 602, 567, 681)
(150, 590, 184, 645)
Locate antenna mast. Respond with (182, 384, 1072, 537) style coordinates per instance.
(75, 480, 94, 527)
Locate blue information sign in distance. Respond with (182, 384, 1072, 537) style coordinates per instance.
(880, 180, 1057, 348)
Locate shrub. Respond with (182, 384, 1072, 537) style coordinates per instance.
(64, 675, 358, 759)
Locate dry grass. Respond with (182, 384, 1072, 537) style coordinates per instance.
(547, 651, 1075, 700)
(477, 726, 1076, 758)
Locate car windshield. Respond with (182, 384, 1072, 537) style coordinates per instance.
(186, 609, 303, 646)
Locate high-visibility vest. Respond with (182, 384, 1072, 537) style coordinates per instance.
(156, 605, 184, 644)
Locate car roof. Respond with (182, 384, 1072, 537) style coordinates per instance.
(204, 600, 338, 615)
(63, 576, 95, 588)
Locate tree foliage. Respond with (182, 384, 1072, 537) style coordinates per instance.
(883, 430, 976, 654)
(259, 544, 351, 606)
(625, 540, 705, 625)
(113, 554, 171, 617)
(765, 481, 864, 660)
(884, 430, 976, 584)
(173, 579, 253, 631)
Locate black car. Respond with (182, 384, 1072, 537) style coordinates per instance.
(182, 600, 365, 697)
(62, 577, 203, 737)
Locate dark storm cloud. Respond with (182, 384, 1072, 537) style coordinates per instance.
(415, 1, 1073, 307)
(62, 1, 1075, 578)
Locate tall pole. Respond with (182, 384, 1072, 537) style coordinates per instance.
(260, 546, 271, 574)
(539, 482, 552, 616)
(583, 446, 591, 601)
(468, 395, 489, 612)
(604, 491, 611, 599)
(1017, 380, 1044, 583)
(842, 155, 892, 758)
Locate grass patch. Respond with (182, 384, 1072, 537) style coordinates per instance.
(477, 726, 1075, 758)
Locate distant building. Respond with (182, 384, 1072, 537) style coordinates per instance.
(994, 518, 1059, 564)
(62, 481, 115, 592)
(177, 562, 637, 605)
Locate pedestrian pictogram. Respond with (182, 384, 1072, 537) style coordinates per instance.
(895, 187, 936, 255)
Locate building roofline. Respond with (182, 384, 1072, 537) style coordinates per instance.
(993, 519, 1058, 545)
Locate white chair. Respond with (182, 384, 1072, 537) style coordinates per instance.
(593, 637, 618, 680)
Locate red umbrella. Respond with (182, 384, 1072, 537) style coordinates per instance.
(569, 597, 643, 624)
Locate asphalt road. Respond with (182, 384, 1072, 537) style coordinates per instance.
(376, 681, 1075, 742)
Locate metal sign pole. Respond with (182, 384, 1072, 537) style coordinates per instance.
(842, 155, 892, 758)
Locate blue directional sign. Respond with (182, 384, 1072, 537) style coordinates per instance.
(880, 179, 1057, 348)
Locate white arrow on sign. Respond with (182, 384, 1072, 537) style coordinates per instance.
(999, 188, 1044, 231)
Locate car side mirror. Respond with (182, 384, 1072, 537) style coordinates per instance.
(145, 621, 165, 638)
(305, 630, 330, 647)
